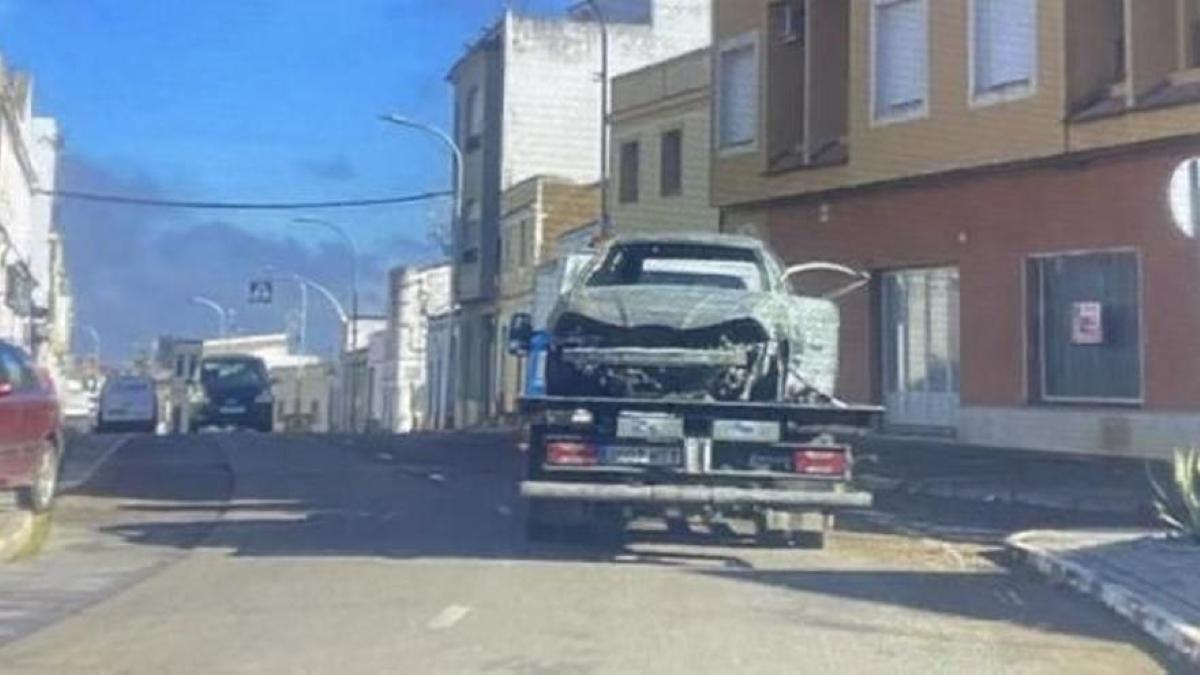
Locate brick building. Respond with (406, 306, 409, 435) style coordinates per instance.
(712, 0, 1200, 458)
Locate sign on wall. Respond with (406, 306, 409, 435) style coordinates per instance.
(1070, 301, 1104, 345)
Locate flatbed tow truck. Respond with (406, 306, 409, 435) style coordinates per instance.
(509, 234, 882, 547)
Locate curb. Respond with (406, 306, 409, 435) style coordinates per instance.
(0, 510, 34, 562)
(1006, 531, 1200, 666)
(859, 472, 1146, 516)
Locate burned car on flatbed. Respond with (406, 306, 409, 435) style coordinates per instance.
(509, 233, 880, 547)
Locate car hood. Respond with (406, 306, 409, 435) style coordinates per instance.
(555, 285, 788, 334)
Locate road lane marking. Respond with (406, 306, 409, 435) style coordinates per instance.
(375, 452, 394, 461)
(426, 472, 447, 483)
(60, 435, 133, 492)
(427, 604, 471, 630)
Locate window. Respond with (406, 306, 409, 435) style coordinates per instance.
(772, 1, 805, 45)
(587, 243, 767, 291)
(873, 0, 929, 122)
(0, 347, 29, 392)
(1028, 251, 1141, 403)
(461, 247, 479, 264)
(717, 34, 759, 149)
(618, 140, 640, 203)
(464, 86, 482, 151)
(971, 0, 1036, 102)
(1187, 0, 1200, 69)
(518, 219, 528, 267)
(660, 129, 682, 197)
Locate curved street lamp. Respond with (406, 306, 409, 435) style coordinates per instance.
(378, 114, 463, 255)
(190, 296, 229, 338)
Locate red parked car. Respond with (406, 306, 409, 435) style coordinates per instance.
(0, 341, 61, 513)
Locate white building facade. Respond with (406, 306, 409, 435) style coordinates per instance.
(447, 0, 713, 427)
(382, 263, 451, 433)
(0, 58, 67, 368)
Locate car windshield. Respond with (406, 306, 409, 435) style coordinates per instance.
(587, 243, 767, 291)
(199, 360, 266, 388)
(107, 378, 151, 393)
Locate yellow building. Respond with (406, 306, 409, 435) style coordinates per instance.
(610, 48, 720, 235)
(493, 176, 599, 417)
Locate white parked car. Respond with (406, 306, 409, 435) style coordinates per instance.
(96, 375, 158, 434)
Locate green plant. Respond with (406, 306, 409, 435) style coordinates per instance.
(1147, 448, 1200, 542)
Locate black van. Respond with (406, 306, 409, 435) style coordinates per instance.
(189, 355, 274, 432)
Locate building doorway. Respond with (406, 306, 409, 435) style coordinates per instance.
(881, 267, 961, 432)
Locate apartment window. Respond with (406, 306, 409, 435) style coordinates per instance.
(619, 140, 640, 203)
(872, 0, 929, 122)
(518, 219, 528, 267)
(660, 129, 682, 197)
(971, 0, 1036, 102)
(461, 247, 479, 265)
(717, 34, 759, 149)
(1028, 251, 1141, 403)
(1187, 0, 1200, 69)
(464, 86, 482, 151)
(773, 1, 805, 45)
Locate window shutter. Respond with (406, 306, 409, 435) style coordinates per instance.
(720, 42, 758, 146)
(974, 0, 1036, 93)
(875, 0, 928, 116)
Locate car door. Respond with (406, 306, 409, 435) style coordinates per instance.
(0, 345, 30, 484)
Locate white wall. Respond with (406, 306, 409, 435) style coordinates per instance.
(27, 117, 57, 308)
(385, 263, 452, 433)
(501, 1, 712, 190)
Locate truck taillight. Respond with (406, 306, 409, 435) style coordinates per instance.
(546, 441, 598, 466)
(793, 447, 849, 477)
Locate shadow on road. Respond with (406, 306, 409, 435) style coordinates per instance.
(66, 432, 1177, 665)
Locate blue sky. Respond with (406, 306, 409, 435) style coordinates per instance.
(0, 0, 571, 360)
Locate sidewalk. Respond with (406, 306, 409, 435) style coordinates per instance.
(0, 493, 32, 561)
(1008, 529, 1200, 666)
(855, 435, 1156, 518)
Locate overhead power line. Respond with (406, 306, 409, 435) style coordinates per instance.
(35, 188, 452, 211)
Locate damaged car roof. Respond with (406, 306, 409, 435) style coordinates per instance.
(602, 232, 770, 251)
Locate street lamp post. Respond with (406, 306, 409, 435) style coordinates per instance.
(191, 296, 229, 338)
(379, 114, 464, 429)
(378, 114, 463, 256)
(291, 216, 359, 352)
(76, 324, 101, 367)
(291, 216, 361, 431)
(585, 0, 610, 238)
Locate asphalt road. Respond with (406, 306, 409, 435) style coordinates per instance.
(0, 432, 1182, 674)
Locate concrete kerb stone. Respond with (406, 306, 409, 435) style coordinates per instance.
(1006, 531, 1200, 666)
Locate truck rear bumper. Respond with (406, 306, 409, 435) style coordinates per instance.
(520, 481, 872, 509)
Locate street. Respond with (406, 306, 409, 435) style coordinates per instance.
(0, 433, 1178, 674)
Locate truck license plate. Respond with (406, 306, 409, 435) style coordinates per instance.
(606, 445, 682, 467)
(617, 412, 684, 440)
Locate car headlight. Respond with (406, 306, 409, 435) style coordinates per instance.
(255, 391, 274, 404)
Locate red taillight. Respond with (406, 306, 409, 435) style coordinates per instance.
(793, 447, 849, 477)
(546, 441, 598, 466)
